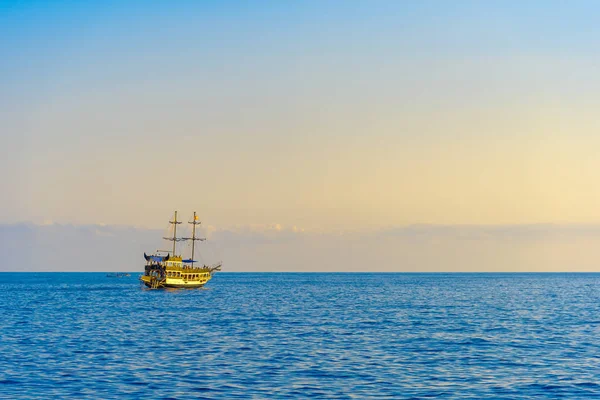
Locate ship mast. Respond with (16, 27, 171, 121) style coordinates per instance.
(163, 211, 182, 255)
(192, 212, 197, 266)
(186, 211, 205, 267)
(172, 211, 178, 255)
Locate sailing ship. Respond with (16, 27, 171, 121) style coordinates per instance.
(140, 211, 222, 289)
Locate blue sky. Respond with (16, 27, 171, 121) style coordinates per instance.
(2, 1, 600, 232)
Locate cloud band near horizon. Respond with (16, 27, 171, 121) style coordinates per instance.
(3, 222, 600, 272)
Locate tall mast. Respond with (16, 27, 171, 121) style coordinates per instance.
(172, 211, 178, 255)
(186, 211, 205, 267)
(191, 211, 197, 266)
(163, 211, 182, 255)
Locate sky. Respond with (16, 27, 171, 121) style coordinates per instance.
(2, 1, 600, 270)
(5, 223, 600, 272)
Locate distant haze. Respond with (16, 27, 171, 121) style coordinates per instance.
(3, 223, 600, 272)
(2, 2, 600, 270)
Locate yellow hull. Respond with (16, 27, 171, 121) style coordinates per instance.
(140, 275, 211, 289)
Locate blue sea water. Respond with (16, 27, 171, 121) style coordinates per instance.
(1, 273, 600, 399)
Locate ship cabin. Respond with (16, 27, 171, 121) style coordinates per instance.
(163, 256, 211, 281)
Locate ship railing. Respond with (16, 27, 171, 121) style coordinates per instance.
(163, 265, 214, 272)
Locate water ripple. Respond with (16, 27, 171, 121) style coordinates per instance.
(1, 273, 600, 398)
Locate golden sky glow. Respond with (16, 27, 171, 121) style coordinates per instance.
(2, 2, 600, 231)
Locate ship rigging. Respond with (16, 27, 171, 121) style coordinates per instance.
(140, 211, 222, 289)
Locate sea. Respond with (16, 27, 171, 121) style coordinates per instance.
(1, 273, 600, 399)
